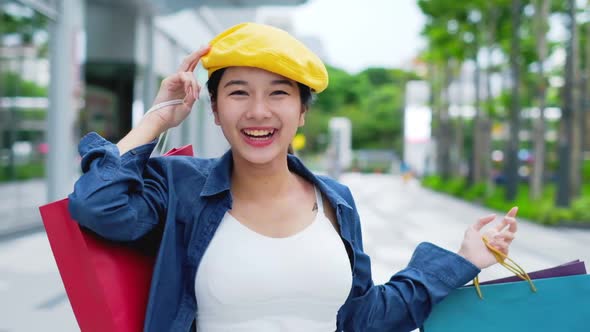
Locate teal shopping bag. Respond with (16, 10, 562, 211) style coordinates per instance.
(421, 274, 590, 332)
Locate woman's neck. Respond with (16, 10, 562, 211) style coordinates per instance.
(230, 152, 296, 202)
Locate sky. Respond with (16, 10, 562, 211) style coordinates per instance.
(288, 0, 426, 73)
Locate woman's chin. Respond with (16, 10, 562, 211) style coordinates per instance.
(235, 145, 286, 166)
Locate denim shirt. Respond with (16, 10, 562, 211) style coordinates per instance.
(68, 132, 480, 332)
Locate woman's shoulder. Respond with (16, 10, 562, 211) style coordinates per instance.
(314, 174, 355, 205)
(150, 155, 218, 178)
(316, 174, 347, 190)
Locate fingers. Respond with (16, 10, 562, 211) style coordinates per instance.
(187, 46, 210, 72)
(472, 207, 519, 258)
(494, 207, 518, 233)
(489, 237, 510, 254)
(473, 214, 496, 232)
(494, 216, 516, 232)
(178, 45, 211, 73)
(489, 218, 517, 254)
(506, 206, 519, 218)
(493, 230, 515, 245)
(182, 86, 196, 108)
(183, 90, 196, 109)
(507, 206, 518, 232)
(192, 76, 201, 99)
(496, 230, 515, 241)
(177, 72, 200, 100)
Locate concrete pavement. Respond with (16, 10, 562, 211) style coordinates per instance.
(341, 173, 590, 285)
(0, 179, 47, 240)
(0, 174, 589, 331)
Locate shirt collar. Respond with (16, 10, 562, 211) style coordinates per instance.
(200, 150, 233, 197)
(199, 151, 352, 211)
(286, 155, 352, 211)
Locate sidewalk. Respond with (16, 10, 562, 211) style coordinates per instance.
(0, 179, 47, 240)
(341, 173, 590, 283)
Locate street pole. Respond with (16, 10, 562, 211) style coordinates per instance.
(47, 0, 83, 202)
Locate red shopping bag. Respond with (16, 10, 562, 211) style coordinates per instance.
(39, 144, 193, 332)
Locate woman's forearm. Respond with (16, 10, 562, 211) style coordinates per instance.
(116, 114, 166, 155)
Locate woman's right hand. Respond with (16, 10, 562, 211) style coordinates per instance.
(144, 46, 211, 132)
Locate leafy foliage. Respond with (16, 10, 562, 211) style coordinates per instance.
(303, 66, 417, 154)
(1, 71, 47, 97)
(422, 175, 590, 226)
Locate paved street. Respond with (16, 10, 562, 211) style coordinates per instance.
(342, 174, 590, 285)
(0, 180, 46, 239)
(1, 173, 589, 331)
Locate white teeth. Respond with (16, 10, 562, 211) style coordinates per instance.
(243, 129, 274, 137)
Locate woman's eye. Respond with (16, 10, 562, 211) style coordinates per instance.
(229, 90, 248, 96)
(270, 90, 289, 96)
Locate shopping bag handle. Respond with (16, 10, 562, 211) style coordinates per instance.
(473, 236, 537, 299)
(144, 99, 185, 155)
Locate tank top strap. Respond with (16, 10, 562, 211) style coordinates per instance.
(313, 185, 324, 214)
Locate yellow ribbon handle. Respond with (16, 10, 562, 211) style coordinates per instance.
(473, 236, 537, 299)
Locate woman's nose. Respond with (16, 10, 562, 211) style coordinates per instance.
(245, 100, 272, 119)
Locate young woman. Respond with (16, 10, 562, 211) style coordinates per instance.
(69, 23, 518, 332)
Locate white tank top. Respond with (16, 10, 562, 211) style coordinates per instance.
(195, 186, 352, 331)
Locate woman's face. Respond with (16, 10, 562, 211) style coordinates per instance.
(212, 66, 306, 165)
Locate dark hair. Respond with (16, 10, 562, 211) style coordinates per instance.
(206, 68, 315, 108)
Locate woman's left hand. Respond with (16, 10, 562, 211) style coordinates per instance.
(457, 207, 518, 269)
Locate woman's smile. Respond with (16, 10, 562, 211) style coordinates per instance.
(240, 127, 279, 147)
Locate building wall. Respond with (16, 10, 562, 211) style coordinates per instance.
(86, 3, 138, 63)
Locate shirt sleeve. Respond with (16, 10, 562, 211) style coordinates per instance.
(340, 188, 480, 332)
(67, 132, 169, 242)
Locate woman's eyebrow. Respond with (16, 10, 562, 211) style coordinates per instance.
(271, 79, 294, 87)
(223, 80, 248, 88)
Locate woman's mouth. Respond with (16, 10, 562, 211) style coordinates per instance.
(241, 128, 277, 147)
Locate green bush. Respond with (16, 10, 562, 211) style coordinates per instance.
(483, 186, 511, 211)
(571, 196, 590, 222)
(0, 162, 45, 182)
(444, 177, 467, 196)
(462, 182, 488, 202)
(542, 208, 575, 226)
(16, 162, 44, 180)
(422, 175, 444, 191)
(583, 160, 590, 182)
(422, 176, 590, 227)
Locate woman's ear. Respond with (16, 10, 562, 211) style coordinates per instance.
(298, 105, 307, 127)
(212, 102, 221, 126)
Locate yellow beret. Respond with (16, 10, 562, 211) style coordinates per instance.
(201, 22, 329, 93)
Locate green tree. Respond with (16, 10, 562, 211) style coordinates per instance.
(303, 66, 414, 155)
(1, 71, 47, 97)
(530, 0, 551, 200)
(556, 0, 578, 207)
(503, 0, 524, 201)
